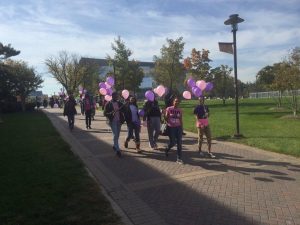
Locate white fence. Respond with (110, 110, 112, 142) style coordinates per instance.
(249, 90, 300, 98)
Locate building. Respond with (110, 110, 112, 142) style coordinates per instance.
(80, 57, 156, 89)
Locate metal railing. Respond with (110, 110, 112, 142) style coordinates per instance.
(249, 90, 300, 98)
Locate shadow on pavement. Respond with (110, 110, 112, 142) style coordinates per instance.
(44, 108, 300, 225)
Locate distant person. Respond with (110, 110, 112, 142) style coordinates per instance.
(63, 94, 77, 130)
(83, 93, 92, 129)
(49, 96, 54, 108)
(165, 97, 184, 164)
(193, 97, 215, 158)
(43, 99, 48, 108)
(124, 96, 141, 153)
(90, 95, 96, 120)
(104, 92, 125, 157)
(143, 96, 161, 150)
(36, 96, 41, 109)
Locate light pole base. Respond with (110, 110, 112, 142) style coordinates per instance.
(233, 133, 244, 138)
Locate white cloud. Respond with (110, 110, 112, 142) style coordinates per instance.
(1, 0, 299, 95)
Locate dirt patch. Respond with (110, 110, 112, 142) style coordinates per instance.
(280, 114, 300, 120)
(269, 107, 287, 111)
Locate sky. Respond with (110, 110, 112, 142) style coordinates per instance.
(1, 0, 299, 95)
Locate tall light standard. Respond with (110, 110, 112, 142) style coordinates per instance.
(224, 14, 244, 138)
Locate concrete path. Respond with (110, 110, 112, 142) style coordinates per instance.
(43, 107, 300, 225)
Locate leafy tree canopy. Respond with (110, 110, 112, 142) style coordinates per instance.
(0, 43, 20, 60)
(153, 37, 185, 91)
(45, 51, 95, 95)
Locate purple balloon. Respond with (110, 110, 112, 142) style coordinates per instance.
(205, 82, 214, 91)
(106, 76, 115, 86)
(106, 88, 112, 96)
(99, 82, 106, 89)
(145, 90, 154, 101)
(192, 86, 202, 97)
(187, 78, 196, 88)
(138, 109, 145, 117)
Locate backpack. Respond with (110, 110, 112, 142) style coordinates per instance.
(84, 98, 91, 111)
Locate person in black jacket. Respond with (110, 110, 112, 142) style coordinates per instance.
(104, 92, 125, 157)
(193, 97, 215, 158)
(124, 96, 141, 153)
(63, 94, 77, 130)
(83, 93, 93, 129)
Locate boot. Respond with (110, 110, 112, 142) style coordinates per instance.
(124, 141, 128, 148)
(136, 143, 141, 153)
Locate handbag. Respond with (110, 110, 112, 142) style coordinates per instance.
(160, 123, 169, 136)
(196, 118, 209, 128)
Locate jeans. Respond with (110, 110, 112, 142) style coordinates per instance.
(110, 120, 121, 152)
(67, 114, 75, 129)
(126, 122, 140, 143)
(85, 110, 91, 127)
(147, 117, 161, 147)
(168, 126, 183, 160)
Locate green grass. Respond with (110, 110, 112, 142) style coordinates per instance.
(0, 111, 122, 225)
(180, 98, 300, 157)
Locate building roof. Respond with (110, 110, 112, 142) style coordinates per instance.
(80, 57, 155, 68)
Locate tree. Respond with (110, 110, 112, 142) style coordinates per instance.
(45, 51, 92, 95)
(210, 65, 233, 104)
(0, 63, 15, 99)
(108, 36, 132, 91)
(256, 65, 275, 91)
(127, 60, 144, 95)
(0, 42, 20, 60)
(0, 43, 21, 120)
(3, 59, 43, 111)
(153, 37, 185, 91)
(183, 48, 212, 80)
(271, 47, 300, 116)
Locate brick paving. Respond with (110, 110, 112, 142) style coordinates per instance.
(44, 108, 300, 225)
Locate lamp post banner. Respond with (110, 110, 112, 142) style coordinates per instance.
(218, 42, 233, 54)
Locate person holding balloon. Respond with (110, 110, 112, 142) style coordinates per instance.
(124, 96, 141, 153)
(165, 97, 184, 164)
(193, 96, 215, 158)
(143, 91, 161, 150)
(104, 92, 125, 158)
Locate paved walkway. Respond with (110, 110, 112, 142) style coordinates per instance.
(43, 107, 300, 225)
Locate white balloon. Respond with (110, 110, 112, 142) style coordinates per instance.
(122, 89, 129, 99)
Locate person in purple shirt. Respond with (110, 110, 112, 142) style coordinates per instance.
(164, 97, 184, 164)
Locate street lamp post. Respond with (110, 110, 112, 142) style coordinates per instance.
(224, 14, 244, 138)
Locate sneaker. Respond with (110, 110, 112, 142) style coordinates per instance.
(199, 151, 205, 157)
(176, 159, 184, 164)
(88, 126, 92, 129)
(208, 152, 216, 158)
(153, 143, 158, 150)
(116, 151, 122, 158)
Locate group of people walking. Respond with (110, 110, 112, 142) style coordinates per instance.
(63, 91, 215, 164)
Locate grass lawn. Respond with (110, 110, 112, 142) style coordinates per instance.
(179, 98, 300, 157)
(0, 111, 122, 225)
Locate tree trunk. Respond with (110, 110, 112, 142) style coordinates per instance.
(278, 91, 282, 108)
(21, 97, 26, 112)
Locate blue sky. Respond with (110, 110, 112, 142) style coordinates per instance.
(1, 0, 299, 95)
